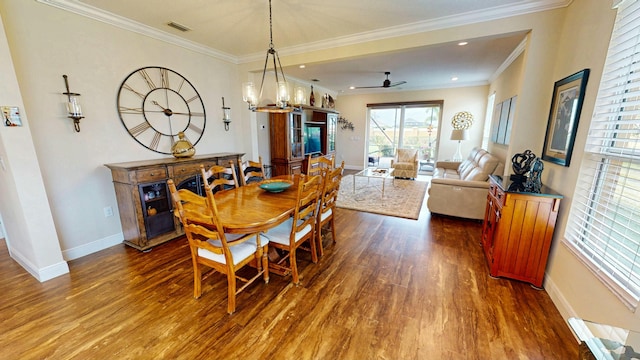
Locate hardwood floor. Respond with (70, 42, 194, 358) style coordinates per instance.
(0, 204, 578, 359)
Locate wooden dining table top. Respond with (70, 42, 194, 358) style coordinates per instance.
(212, 174, 299, 234)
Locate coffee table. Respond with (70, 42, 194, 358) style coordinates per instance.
(353, 167, 395, 198)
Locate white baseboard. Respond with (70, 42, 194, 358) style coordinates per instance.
(544, 274, 578, 324)
(8, 245, 69, 282)
(62, 232, 124, 261)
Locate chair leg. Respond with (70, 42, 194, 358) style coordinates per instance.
(330, 217, 336, 245)
(226, 271, 236, 314)
(193, 260, 202, 299)
(308, 233, 318, 264)
(316, 223, 324, 257)
(262, 245, 270, 284)
(290, 248, 300, 285)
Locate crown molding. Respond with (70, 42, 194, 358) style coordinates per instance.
(489, 37, 528, 83)
(35, 0, 238, 64)
(238, 0, 571, 63)
(37, 0, 569, 66)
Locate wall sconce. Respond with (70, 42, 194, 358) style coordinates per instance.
(222, 97, 231, 131)
(62, 75, 83, 132)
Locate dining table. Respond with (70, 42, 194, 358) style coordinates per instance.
(178, 173, 302, 276)
(212, 174, 300, 234)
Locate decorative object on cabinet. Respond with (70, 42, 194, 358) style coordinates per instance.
(221, 97, 231, 131)
(482, 175, 563, 288)
(524, 157, 544, 193)
(117, 66, 206, 155)
(104, 153, 243, 251)
(62, 75, 84, 132)
(171, 132, 196, 158)
(309, 85, 315, 106)
(327, 94, 335, 109)
(241, 0, 296, 113)
(491, 96, 517, 145)
(542, 68, 590, 166)
(450, 129, 469, 161)
(338, 116, 354, 131)
(508, 149, 536, 191)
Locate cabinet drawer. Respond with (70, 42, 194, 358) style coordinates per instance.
(494, 187, 505, 207)
(136, 167, 167, 183)
(173, 163, 202, 176)
(489, 182, 505, 207)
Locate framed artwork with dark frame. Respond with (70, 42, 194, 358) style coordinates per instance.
(542, 69, 590, 166)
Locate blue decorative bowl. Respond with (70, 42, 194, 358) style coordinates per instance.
(259, 180, 293, 193)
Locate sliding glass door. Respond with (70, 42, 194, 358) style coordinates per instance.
(366, 102, 442, 168)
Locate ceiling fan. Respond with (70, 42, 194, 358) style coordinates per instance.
(352, 71, 407, 89)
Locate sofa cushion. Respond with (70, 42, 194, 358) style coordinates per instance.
(458, 159, 474, 179)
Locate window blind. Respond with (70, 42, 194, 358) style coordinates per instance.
(565, 0, 640, 310)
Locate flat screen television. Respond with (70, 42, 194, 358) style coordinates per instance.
(304, 125, 322, 155)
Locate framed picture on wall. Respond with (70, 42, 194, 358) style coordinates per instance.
(542, 69, 590, 166)
(490, 95, 517, 145)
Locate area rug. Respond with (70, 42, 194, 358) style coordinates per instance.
(336, 175, 428, 220)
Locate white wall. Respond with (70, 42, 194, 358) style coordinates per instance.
(0, 10, 68, 280)
(540, 1, 638, 329)
(0, 0, 249, 263)
(335, 86, 489, 169)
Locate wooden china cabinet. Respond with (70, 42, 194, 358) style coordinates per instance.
(105, 153, 243, 251)
(269, 105, 338, 176)
(481, 175, 563, 288)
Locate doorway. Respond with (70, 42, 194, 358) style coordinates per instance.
(366, 101, 442, 172)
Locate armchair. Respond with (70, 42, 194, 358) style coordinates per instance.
(390, 148, 419, 179)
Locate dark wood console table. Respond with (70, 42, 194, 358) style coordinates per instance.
(105, 153, 243, 251)
(481, 175, 563, 288)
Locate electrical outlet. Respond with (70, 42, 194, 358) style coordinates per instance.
(103, 206, 114, 217)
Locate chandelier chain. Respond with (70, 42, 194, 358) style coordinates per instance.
(269, 0, 274, 48)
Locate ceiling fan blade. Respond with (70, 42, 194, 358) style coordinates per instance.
(388, 81, 407, 87)
(352, 72, 406, 89)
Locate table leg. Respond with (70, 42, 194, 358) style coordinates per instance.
(381, 177, 385, 197)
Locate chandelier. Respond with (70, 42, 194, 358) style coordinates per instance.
(242, 0, 300, 113)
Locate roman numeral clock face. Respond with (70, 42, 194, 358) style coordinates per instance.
(117, 66, 206, 155)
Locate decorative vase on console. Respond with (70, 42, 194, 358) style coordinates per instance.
(508, 149, 536, 191)
(171, 132, 195, 158)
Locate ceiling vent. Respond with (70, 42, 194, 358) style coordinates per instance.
(167, 21, 191, 32)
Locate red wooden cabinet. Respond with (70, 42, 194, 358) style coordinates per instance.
(481, 176, 563, 288)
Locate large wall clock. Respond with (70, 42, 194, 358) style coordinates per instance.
(117, 66, 206, 155)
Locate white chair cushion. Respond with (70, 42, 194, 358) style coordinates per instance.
(264, 218, 312, 246)
(320, 208, 333, 222)
(197, 234, 268, 265)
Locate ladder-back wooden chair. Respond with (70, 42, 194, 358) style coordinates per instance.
(167, 179, 269, 314)
(316, 161, 344, 257)
(307, 154, 334, 177)
(238, 156, 266, 186)
(200, 162, 239, 193)
(263, 174, 322, 284)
